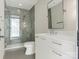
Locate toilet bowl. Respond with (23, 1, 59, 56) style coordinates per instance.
(24, 41, 35, 55)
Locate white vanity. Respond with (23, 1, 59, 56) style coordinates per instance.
(35, 32, 77, 59)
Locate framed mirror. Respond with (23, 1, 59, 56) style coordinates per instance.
(48, 0, 64, 29)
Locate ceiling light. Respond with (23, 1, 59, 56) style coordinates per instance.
(17, 9, 21, 13)
(19, 3, 22, 6)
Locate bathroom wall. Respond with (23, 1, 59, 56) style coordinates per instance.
(63, 0, 77, 31)
(21, 6, 35, 42)
(5, 6, 35, 44)
(34, 0, 76, 34)
(48, 0, 77, 32)
(35, 0, 48, 34)
(20, 8, 31, 42)
(5, 9, 10, 45)
(35, 0, 77, 33)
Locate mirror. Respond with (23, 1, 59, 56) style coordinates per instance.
(48, 0, 64, 29)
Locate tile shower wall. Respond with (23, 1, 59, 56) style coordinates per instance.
(5, 8, 10, 45)
(5, 6, 35, 44)
(29, 6, 35, 41)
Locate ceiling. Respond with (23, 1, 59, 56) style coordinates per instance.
(6, 0, 38, 10)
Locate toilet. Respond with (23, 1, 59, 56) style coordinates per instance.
(24, 41, 35, 55)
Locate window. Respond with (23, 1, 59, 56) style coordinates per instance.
(10, 15, 20, 38)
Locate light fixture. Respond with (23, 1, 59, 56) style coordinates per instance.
(17, 9, 21, 13)
(23, 22, 26, 28)
(19, 3, 22, 6)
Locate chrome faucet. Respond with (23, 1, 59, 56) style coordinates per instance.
(49, 30, 58, 35)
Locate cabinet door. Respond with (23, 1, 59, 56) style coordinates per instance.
(62, 40, 75, 59)
(49, 47, 62, 59)
(62, 54, 74, 59)
(0, 0, 5, 59)
(48, 39, 62, 51)
(35, 37, 49, 59)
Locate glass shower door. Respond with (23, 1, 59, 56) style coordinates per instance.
(9, 15, 21, 44)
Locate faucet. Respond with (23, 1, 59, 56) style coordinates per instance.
(49, 30, 58, 35)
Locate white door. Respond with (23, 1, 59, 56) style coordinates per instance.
(0, 0, 5, 59)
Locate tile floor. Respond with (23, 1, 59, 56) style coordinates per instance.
(4, 47, 35, 59)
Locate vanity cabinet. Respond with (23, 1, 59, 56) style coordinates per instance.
(35, 36, 49, 59)
(35, 36, 61, 59)
(35, 34, 76, 59)
(0, 0, 5, 59)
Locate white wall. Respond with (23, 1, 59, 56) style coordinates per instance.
(35, 0, 77, 32)
(64, 0, 77, 31)
(64, 0, 77, 59)
(48, 0, 77, 31)
(35, 0, 48, 34)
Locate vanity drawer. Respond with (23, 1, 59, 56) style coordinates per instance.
(48, 38, 62, 51)
(62, 54, 75, 59)
(49, 47, 75, 59)
(48, 43, 62, 52)
(48, 39, 62, 45)
(61, 45, 75, 57)
(49, 48, 75, 59)
(49, 47, 62, 59)
(50, 37, 62, 44)
(48, 42, 75, 58)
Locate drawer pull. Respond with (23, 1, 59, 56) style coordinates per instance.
(52, 41, 62, 45)
(52, 50, 62, 56)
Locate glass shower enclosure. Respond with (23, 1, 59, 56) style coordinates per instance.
(5, 6, 35, 47)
